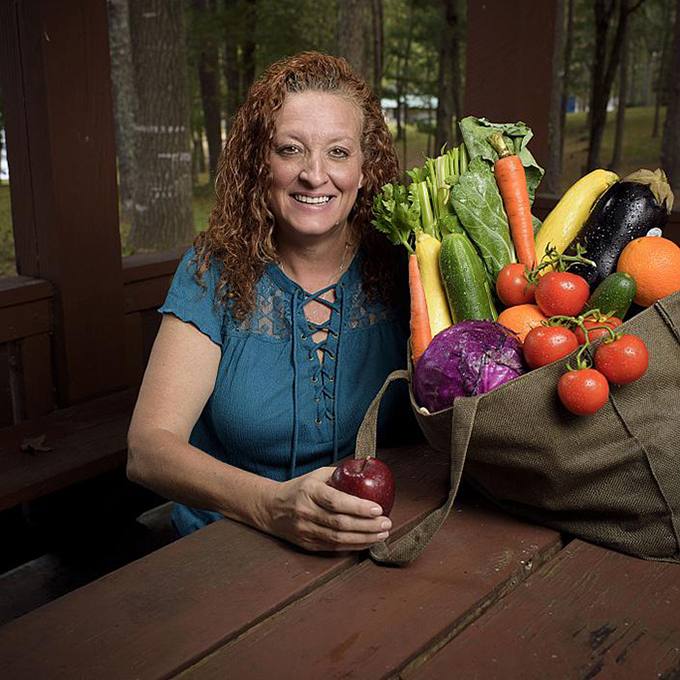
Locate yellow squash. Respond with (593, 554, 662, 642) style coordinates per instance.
(534, 169, 618, 265)
(415, 232, 453, 336)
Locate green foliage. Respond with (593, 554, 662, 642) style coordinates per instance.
(254, 0, 339, 73)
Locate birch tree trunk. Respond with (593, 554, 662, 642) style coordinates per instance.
(107, 0, 138, 223)
(661, 0, 680, 192)
(129, 0, 195, 251)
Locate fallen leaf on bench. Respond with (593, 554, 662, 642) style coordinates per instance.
(20, 434, 53, 454)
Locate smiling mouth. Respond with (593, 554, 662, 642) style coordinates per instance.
(292, 194, 333, 205)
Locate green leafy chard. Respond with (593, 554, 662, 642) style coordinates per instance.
(449, 157, 516, 281)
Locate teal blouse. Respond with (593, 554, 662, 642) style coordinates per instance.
(159, 247, 413, 536)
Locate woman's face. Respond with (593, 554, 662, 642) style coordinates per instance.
(268, 91, 364, 243)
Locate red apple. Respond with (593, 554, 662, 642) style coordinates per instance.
(329, 457, 395, 516)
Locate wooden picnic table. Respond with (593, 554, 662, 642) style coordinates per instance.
(1, 442, 679, 680)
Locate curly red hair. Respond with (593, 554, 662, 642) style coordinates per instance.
(192, 51, 401, 320)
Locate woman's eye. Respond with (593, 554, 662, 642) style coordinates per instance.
(278, 145, 299, 156)
(329, 147, 349, 159)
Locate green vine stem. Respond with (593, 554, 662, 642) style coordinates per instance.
(524, 243, 596, 286)
(549, 308, 622, 372)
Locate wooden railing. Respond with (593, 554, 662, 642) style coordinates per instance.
(0, 249, 184, 429)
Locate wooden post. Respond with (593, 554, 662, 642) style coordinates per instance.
(463, 0, 558, 168)
(0, 0, 126, 405)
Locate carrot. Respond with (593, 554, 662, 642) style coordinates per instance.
(487, 132, 537, 270)
(408, 253, 432, 366)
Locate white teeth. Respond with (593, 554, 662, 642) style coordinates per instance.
(293, 195, 332, 204)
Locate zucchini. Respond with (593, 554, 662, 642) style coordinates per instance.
(415, 232, 453, 334)
(534, 169, 618, 265)
(439, 233, 497, 322)
(585, 272, 637, 320)
(569, 168, 673, 288)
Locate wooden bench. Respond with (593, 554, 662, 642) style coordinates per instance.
(0, 388, 138, 512)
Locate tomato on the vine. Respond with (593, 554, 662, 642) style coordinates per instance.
(535, 271, 590, 317)
(574, 317, 622, 345)
(594, 334, 649, 385)
(557, 368, 610, 415)
(523, 326, 578, 369)
(496, 263, 537, 306)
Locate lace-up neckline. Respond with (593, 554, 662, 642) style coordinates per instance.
(268, 257, 355, 478)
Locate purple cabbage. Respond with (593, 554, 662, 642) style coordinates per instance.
(414, 320, 526, 412)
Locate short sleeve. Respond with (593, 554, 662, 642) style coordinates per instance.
(158, 247, 226, 348)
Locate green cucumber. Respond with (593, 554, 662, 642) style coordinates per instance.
(584, 272, 637, 320)
(439, 233, 497, 321)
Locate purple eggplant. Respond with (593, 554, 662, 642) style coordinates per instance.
(569, 168, 674, 289)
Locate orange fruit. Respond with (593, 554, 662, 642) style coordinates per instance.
(497, 304, 548, 342)
(617, 236, 680, 307)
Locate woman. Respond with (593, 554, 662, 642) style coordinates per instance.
(127, 51, 412, 552)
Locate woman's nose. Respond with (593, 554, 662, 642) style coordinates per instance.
(298, 153, 328, 186)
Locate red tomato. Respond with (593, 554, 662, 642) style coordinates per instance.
(535, 271, 590, 317)
(523, 326, 579, 369)
(594, 334, 649, 385)
(496, 263, 537, 306)
(574, 317, 622, 345)
(557, 368, 610, 416)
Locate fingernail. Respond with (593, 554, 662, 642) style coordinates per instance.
(377, 531, 389, 540)
(380, 519, 391, 530)
(370, 506, 382, 516)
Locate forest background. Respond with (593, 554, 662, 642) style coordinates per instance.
(0, 0, 679, 276)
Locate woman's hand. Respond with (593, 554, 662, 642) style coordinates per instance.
(262, 467, 392, 552)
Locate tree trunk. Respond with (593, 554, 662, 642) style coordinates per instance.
(128, 0, 195, 251)
(107, 0, 138, 223)
(661, 0, 680, 192)
(394, 53, 403, 141)
(610, 21, 629, 170)
(338, 0, 367, 77)
(371, 0, 383, 98)
(193, 0, 222, 179)
(241, 0, 257, 97)
(559, 0, 575, 181)
(544, 0, 566, 194)
(435, 0, 458, 152)
(587, 0, 646, 171)
(653, 0, 672, 137)
(223, 0, 240, 130)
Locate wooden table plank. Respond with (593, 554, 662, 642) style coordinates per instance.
(177, 491, 562, 680)
(409, 539, 680, 680)
(0, 443, 449, 680)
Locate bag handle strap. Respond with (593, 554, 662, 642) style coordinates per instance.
(354, 369, 479, 566)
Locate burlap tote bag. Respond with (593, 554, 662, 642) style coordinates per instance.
(354, 290, 680, 566)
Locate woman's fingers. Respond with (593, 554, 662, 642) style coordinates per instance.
(307, 467, 387, 518)
(268, 467, 392, 552)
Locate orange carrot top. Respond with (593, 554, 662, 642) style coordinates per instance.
(488, 132, 537, 270)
